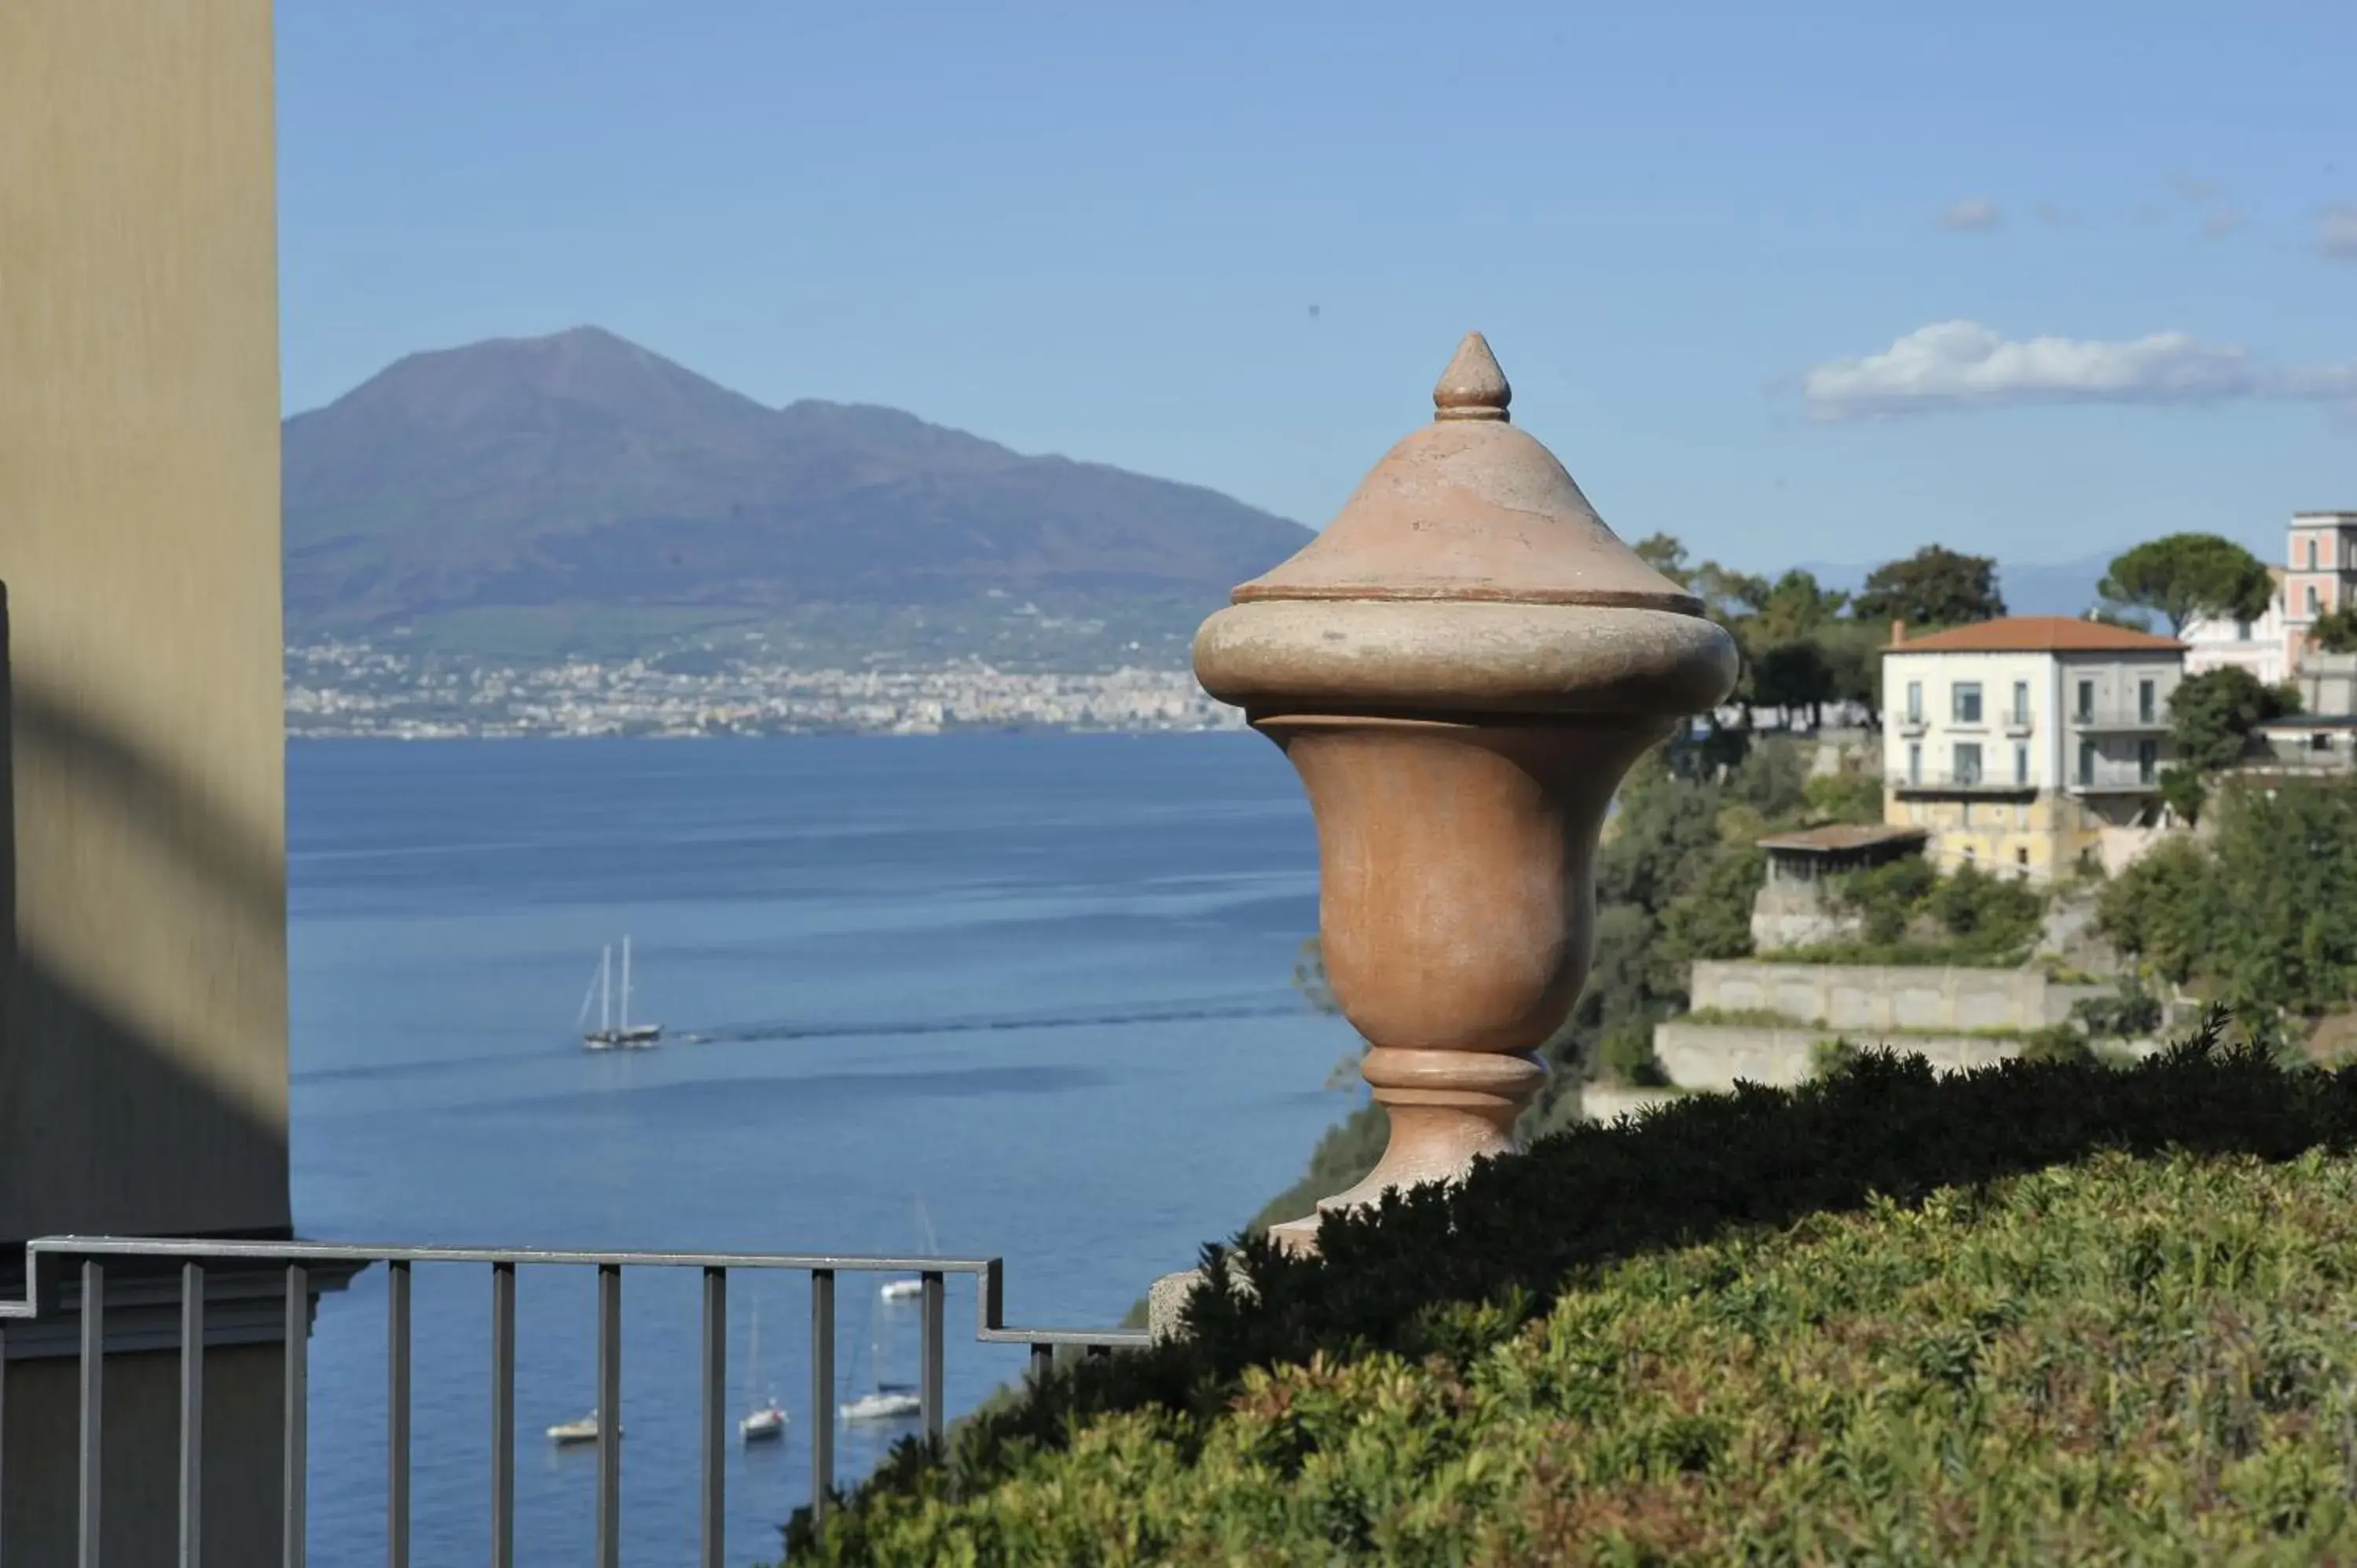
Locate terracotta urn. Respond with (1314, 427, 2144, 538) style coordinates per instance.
(1193, 334, 1738, 1253)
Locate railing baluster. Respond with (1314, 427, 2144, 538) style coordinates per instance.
(489, 1261, 515, 1568)
(809, 1269, 834, 1522)
(920, 1271, 945, 1445)
(283, 1263, 308, 1568)
(1, 1321, 9, 1568)
(700, 1266, 725, 1568)
(595, 1264, 621, 1568)
(181, 1262, 204, 1568)
(79, 1259, 102, 1568)
(387, 1260, 410, 1568)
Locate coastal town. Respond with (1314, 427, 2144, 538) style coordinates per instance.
(284, 638, 1247, 738)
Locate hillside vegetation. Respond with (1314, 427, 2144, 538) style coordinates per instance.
(786, 1026, 2357, 1564)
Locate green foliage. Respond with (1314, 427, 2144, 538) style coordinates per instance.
(2072, 973, 2166, 1039)
(1657, 845, 1764, 964)
(1818, 857, 2041, 962)
(2101, 776, 2357, 1020)
(1809, 1036, 1860, 1078)
(2169, 664, 2297, 776)
(2312, 604, 2357, 654)
(2158, 762, 2209, 826)
(788, 1023, 2357, 1565)
(1853, 544, 2007, 629)
(1926, 862, 2044, 951)
(2014, 1024, 2096, 1065)
(2099, 532, 2275, 635)
(1802, 763, 1883, 825)
(2097, 835, 2218, 987)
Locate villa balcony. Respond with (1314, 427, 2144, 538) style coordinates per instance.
(2001, 709, 2034, 736)
(1887, 773, 2038, 800)
(1896, 713, 1928, 737)
(2068, 774, 2163, 797)
(2069, 708, 2169, 735)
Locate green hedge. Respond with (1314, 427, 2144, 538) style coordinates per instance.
(785, 1020, 2357, 1563)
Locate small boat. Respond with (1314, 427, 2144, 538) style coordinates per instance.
(581, 937, 662, 1050)
(839, 1299, 923, 1423)
(839, 1383, 922, 1423)
(878, 1196, 940, 1303)
(740, 1302, 788, 1443)
(548, 1409, 618, 1445)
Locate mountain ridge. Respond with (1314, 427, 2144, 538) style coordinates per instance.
(282, 326, 1313, 641)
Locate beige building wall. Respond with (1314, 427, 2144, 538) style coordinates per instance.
(0, 0, 290, 1243)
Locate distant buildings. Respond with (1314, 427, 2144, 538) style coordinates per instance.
(1881, 617, 2186, 880)
(2184, 511, 2357, 687)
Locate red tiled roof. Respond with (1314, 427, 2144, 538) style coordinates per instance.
(1886, 616, 2185, 654)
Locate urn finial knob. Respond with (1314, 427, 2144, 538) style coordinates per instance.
(1431, 332, 1511, 423)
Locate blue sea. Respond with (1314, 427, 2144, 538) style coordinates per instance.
(289, 735, 1352, 1565)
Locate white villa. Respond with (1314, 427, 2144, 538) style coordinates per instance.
(1882, 617, 2186, 881)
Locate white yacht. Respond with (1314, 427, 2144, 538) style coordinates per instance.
(740, 1302, 787, 1443)
(547, 1409, 618, 1445)
(878, 1196, 939, 1302)
(580, 936, 661, 1050)
(839, 1383, 922, 1424)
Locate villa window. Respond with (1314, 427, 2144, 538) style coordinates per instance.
(2138, 678, 2156, 724)
(1952, 682, 1982, 724)
(2075, 680, 2095, 722)
(2011, 680, 2029, 724)
(2311, 586, 2322, 616)
(2138, 739, 2157, 785)
(2236, 619, 2253, 641)
(2014, 744, 2029, 785)
(2310, 538, 2320, 570)
(1905, 680, 1923, 723)
(1907, 743, 1922, 785)
(2016, 847, 2029, 867)
(2078, 740, 2096, 787)
(1954, 742, 1983, 784)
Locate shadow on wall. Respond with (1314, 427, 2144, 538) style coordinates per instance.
(0, 582, 290, 1244)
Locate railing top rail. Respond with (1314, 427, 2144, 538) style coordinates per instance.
(0, 1234, 1154, 1347)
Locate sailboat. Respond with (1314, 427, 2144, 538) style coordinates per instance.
(739, 1301, 787, 1443)
(547, 1409, 620, 1445)
(580, 936, 662, 1050)
(838, 1299, 922, 1423)
(878, 1196, 939, 1302)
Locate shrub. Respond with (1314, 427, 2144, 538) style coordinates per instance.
(786, 1017, 2357, 1563)
(1809, 1035, 1860, 1077)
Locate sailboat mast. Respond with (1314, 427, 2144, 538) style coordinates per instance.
(621, 936, 632, 1031)
(599, 944, 612, 1033)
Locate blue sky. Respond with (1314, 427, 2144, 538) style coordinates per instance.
(278, 1, 2357, 574)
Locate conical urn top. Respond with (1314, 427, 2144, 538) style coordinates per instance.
(1193, 335, 1738, 719)
(1232, 333, 1701, 612)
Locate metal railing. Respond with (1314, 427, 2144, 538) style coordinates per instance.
(1886, 771, 2036, 795)
(2069, 706, 2167, 731)
(0, 1235, 1148, 1568)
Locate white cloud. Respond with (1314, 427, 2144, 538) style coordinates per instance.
(2200, 207, 2245, 239)
(1803, 321, 2357, 420)
(2320, 205, 2357, 261)
(1937, 199, 2001, 232)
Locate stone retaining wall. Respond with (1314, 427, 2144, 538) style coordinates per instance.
(1690, 959, 2106, 1032)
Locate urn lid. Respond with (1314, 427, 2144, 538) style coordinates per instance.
(1231, 334, 1703, 614)
(1193, 335, 1739, 719)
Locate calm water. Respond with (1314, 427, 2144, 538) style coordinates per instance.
(290, 735, 1350, 1566)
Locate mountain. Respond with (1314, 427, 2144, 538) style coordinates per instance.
(281, 327, 1313, 640)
